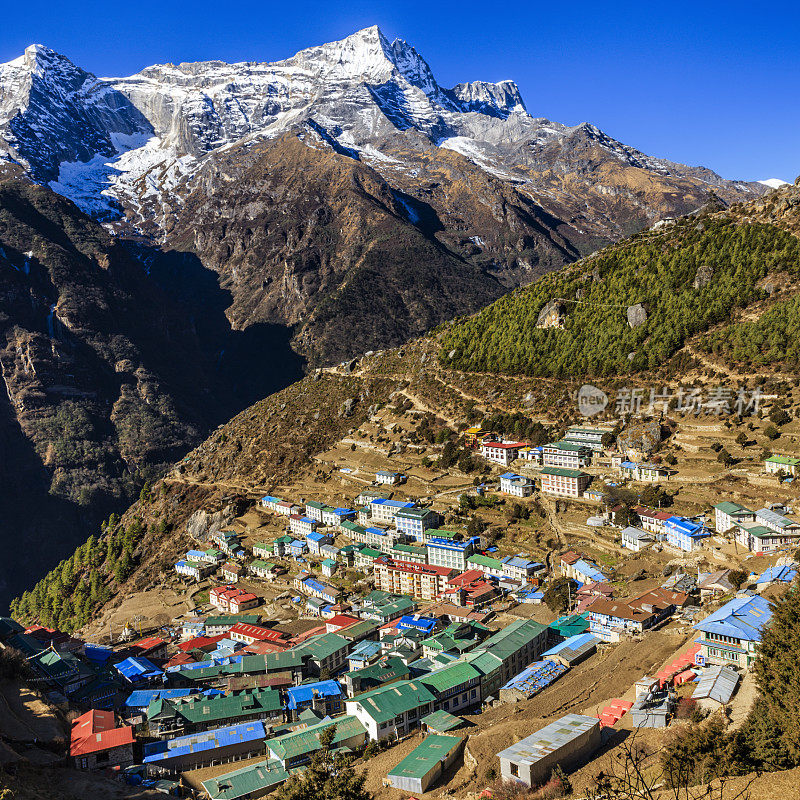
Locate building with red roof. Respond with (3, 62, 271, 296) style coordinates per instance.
(70, 710, 135, 771)
(129, 636, 168, 661)
(177, 634, 227, 654)
(325, 614, 360, 633)
(209, 585, 259, 613)
(228, 623, 289, 647)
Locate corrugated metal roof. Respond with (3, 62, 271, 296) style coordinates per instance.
(202, 759, 289, 799)
(694, 595, 773, 642)
(143, 721, 267, 763)
(388, 734, 462, 780)
(692, 666, 740, 705)
(497, 714, 599, 765)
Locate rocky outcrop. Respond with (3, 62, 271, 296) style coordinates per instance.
(537, 299, 567, 329)
(693, 264, 714, 289)
(627, 303, 648, 329)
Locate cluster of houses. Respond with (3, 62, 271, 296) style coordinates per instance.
(4, 423, 799, 797)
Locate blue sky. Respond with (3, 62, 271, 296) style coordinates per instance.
(1, 0, 798, 181)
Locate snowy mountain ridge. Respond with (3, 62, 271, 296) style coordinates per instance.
(0, 26, 764, 230)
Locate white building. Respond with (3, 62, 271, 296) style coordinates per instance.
(714, 502, 755, 534)
(480, 441, 526, 466)
(500, 472, 534, 498)
(542, 441, 592, 469)
(540, 468, 590, 498)
(620, 526, 654, 552)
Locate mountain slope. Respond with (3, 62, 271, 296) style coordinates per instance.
(0, 28, 767, 366)
(0, 177, 303, 607)
(440, 181, 800, 377)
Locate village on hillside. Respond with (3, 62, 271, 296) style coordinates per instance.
(1, 417, 799, 800)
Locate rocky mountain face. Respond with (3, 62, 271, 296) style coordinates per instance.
(0, 179, 303, 607)
(0, 27, 770, 604)
(0, 27, 766, 365)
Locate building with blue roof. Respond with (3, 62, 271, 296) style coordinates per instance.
(499, 472, 534, 498)
(498, 660, 569, 702)
(347, 640, 383, 669)
(665, 516, 711, 552)
(427, 536, 479, 571)
(175, 559, 216, 581)
(397, 615, 439, 635)
(287, 539, 307, 556)
(370, 498, 416, 523)
(541, 633, 598, 666)
(125, 688, 197, 711)
(286, 680, 343, 718)
(289, 515, 318, 538)
(305, 529, 332, 554)
(115, 657, 163, 686)
(694, 595, 773, 669)
(570, 559, 607, 585)
(142, 721, 268, 775)
(755, 564, 797, 590)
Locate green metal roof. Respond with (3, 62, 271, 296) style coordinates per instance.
(714, 501, 750, 514)
(293, 633, 349, 661)
(338, 619, 382, 640)
(418, 662, 481, 694)
(425, 529, 461, 540)
(480, 619, 547, 659)
(766, 455, 800, 465)
(396, 507, 435, 520)
(202, 760, 289, 799)
(347, 656, 409, 687)
(350, 681, 436, 724)
(267, 715, 365, 761)
(541, 467, 586, 478)
(388, 734, 462, 780)
(204, 614, 260, 627)
(467, 553, 504, 570)
(421, 710, 465, 732)
(549, 440, 588, 452)
(152, 688, 281, 725)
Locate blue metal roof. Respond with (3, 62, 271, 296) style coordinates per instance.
(348, 640, 382, 660)
(573, 559, 607, 583)
(542, 633, 598, 657)
(756, 565, 797, 584)
(125, 688, 196, 709)
(186, 549, 207, 559)
(143, 721, 267, 763)
(666, 516, 704, 536)
(398, 615, 437, 633)
(115, 657, 162, 681)
(306, 531, 327, 542)
(262, 495, 280, 503)
(694, 595, 773, 642)
(428, 537, 471, 550)
(297, 516, 316, 525)
(372, 499, 415, 509)
(500, 660, 569, 694)
(286, 680, 343, 709)
(334, 508, 355, 515)
(365, 527, 388, 536)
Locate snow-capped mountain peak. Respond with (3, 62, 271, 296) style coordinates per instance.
(759, 178, 789, 189)
(0, 28, 764, 229)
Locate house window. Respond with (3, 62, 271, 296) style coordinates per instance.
(510, 763, 519, 777)
(79, 758, 88, 769)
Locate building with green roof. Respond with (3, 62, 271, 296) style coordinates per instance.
(387, 734, 464, 793)
(345, 680, 436, 740)
(765, 454, 800, 476)
(361, 596, 417, 623)
(204, 615, 261, 635)
(421, 710, 466, 733)
(417, 662, 481, 713)
(343, 656, 410, 697)
(266, 715, 367, 768)
(465, 619, 548, 698)
(292, 633, 350, 676)
(147, 688, 282, 737)
(202, 759, 290, 800)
